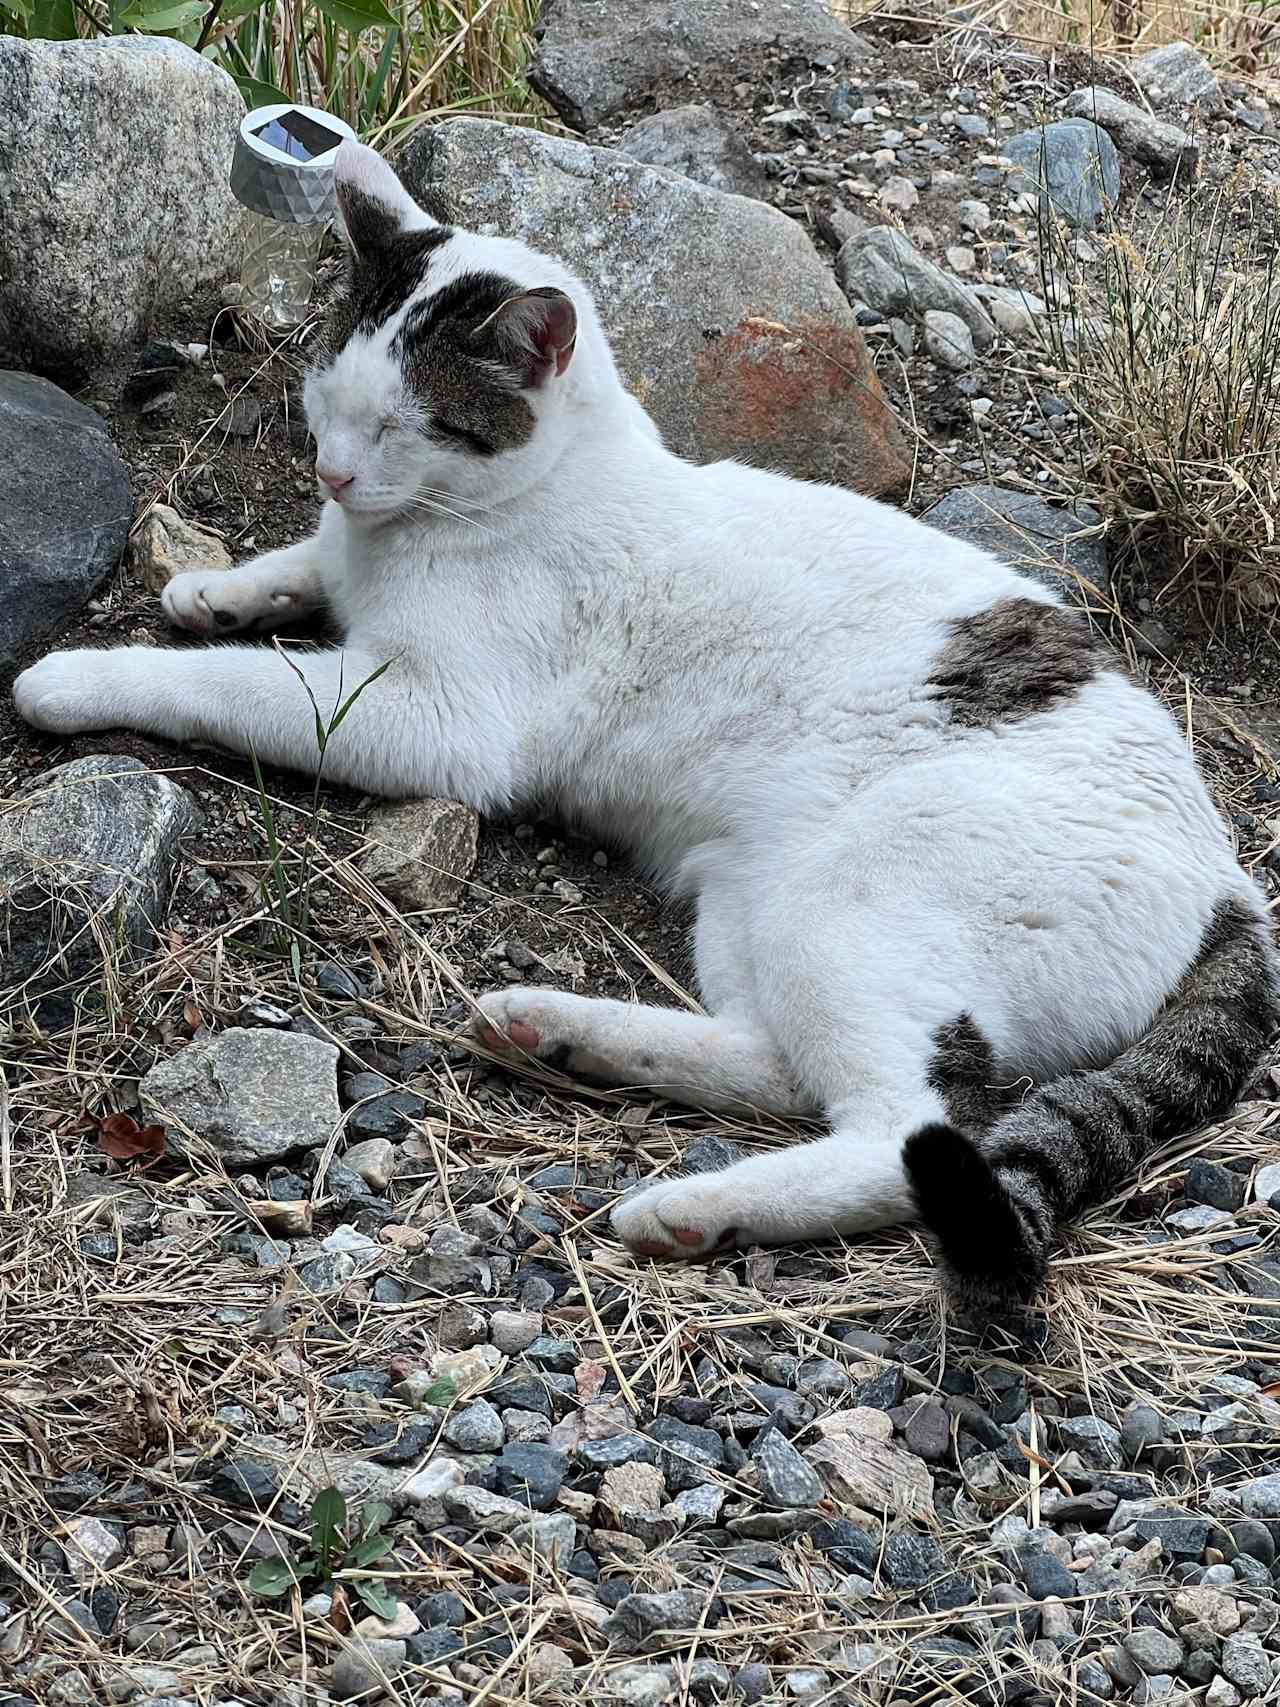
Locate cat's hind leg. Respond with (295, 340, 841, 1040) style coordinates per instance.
(610, 1076, 943, 1259)
(474, 988, 806, 1118)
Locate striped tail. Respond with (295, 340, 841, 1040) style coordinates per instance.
(904, 896, 1279, 1316)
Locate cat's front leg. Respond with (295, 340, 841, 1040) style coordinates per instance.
(162, 539, 327, 636)
(14, 642, 424, 795)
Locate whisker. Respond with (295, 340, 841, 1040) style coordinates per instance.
(403, 494, 495, 533)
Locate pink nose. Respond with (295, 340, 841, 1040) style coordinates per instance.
(317, 467, 354, 498)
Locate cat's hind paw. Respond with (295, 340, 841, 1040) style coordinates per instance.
(611, 1176, 744, 1261)
(14, 650, 121, 734)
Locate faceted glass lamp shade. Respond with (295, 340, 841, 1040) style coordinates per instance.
(231, 102, 358, 227)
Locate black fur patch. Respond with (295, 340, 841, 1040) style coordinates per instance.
(397, 270, 537, 456)
(321, 224, 454, 354)
(926, 1012, 1007, 1132)
(929, 598, 1108, 729)
(907, 897, 1280, 1315)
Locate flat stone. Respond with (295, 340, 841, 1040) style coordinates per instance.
(923, 483, 1108, 602)
(805, 1427, 934, 1521)
(1130, 41, 1222, 109)
(753, 1427, 824, 1508)
(343, 1137, 396, 1193)
(1221, 1633, 1270, 1696)
(141, 1027, 340, 1170)
(129, 503, 231, 598)
(836, 225, 995, 348)
(0, 38, 243, 381)
(398, 121, 909, 498)
(604, 1587, 719, 1652)
(528, 0, 869, 130)
(1124, 1629, 1185, 1675)
(1167, 1203, 1234, 1234)
(904, 1401, 951, 1463)
(1063, 87, 1197, 180)
(0, 374, 133, 670)
(1, 755, 199, 1026)
(1058, 1416, 1123, 1469)
(618, 104, 770, 200)
(1005, 118, 1121, 229)
(922, 309, 974, 372)
(330, 1637, 406, 1701)
(359, 798, 478, 912)
(1173, 1587, 1241, 1635)
(62, 1517, 124, 1581)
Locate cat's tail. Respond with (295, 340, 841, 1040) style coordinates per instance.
(903, 896, 1279, 1315)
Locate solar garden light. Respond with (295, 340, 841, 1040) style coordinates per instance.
(230, 103, 357, 332)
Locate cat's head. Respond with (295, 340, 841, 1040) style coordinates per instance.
(304, 140, 603, 519)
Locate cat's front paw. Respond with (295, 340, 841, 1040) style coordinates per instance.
(162, 569, 300, 635)
(13, 650, 126, 734)
(472, 987, 601, 1072)
(611, 1176, 745, 1261)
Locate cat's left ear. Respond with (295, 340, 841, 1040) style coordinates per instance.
(333, 139, 436, 258)
(480, 287, 578, 387)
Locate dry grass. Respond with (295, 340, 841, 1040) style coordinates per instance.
(2, 665, 1278, 1702)
(1035, 176, 1280, 626)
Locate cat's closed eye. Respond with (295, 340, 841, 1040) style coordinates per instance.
(431, 416, 496, 457)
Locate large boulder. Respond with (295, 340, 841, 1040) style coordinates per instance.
(836, 227, 995, 349)
(0, 37, 244, 382)
(0, 755, 200, 1027)
(1063, 88, 1198, 181)
(530, 0, 869, 131)
(399, 121, 909, 497)
(1130, 41, 1222, 110)
(0, 372, 132, 672)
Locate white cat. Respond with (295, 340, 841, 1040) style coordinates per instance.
(15, 140, 1276, 1311)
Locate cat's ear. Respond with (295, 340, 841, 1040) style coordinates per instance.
(333, 140, 435, 257)
(478, 287, 578, 387)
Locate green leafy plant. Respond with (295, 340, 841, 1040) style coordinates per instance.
(0, 0, 540, 143)
(248, 644, 392, 973)
(248, 1485, 399, 1613)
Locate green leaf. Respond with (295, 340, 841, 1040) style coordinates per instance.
(231, 73, 290, 107)
(328, 657, 395, 735)
(118, 0, 209, 26)
(310, 1486, 347, 1576)
(248, 1558, 298, 1598)
(353, 1579, 399, 1619)
(345, 1533, 394, 1569)
(417, 1375, 456, 1407)
(311, 0, 396, 33)
(0, 0, 35, 20)
(29, 0, 77, 32)
(360, 1502, 394, 1539)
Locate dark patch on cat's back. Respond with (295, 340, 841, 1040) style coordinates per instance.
(927, 1012, 1007, 1132)
(929, 598, 1108, 729)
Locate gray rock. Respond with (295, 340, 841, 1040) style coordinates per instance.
(1185, 1158, 1247, 1212)
(883, 1532, 947, 1589)
(904, 1401, 951, 1463)
(331, 1637, 406, 1701)
(1124, 1629, 1185, 1675)
(1167, 1203, 1234, 1234)
(0, 374, 132, 670)
(605, 1587, 719, 1651)
(0, 755, 199, 1025)
(1058, 1416, 1123, 1469)
(836, 225, 995, 349)
(1221, 1633, 1270, 1697)
(442, 1399, 505, 1453)
(1079, 1658, 1115, 1698)
(141, 1027, 341, 1169)
(494, 1443, 568, 1509)
(618, 104, 770, 201)
(0, 38, 243, 381)
(1063, 87, 1198, 181)
(1020, 1548, 1077, 1600)
(923, 484, 1108, 602)
(1005, 119, 1121, 230)
(1252, 1161, 1280, 1204)
(922, 309, 975, 371)
(398, 121, 909, 497)
(683, 1134, 748, 1174)
(752, 1427, 824, 1508)
(1130, 41, 1223, 109)
(529, 0, 869, 131)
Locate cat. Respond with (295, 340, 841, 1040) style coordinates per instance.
(15, 139, 1278, 1313)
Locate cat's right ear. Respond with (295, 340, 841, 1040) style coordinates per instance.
(333, 140, 436, 257)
